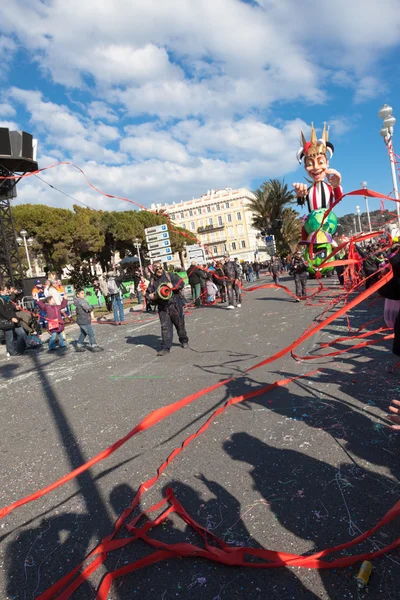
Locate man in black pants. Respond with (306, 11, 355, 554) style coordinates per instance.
(146, 262, 189, 356)
(290, 250, 309, 301)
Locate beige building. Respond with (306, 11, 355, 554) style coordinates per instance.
(150, 187, 270, 265)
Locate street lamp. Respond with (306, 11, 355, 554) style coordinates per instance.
(134, 237, 143, 272)
(361, 181, 372, 232)
(356, 206, 362, 234)
(378, 103, 400, 227)
(18, 229, 33, 277)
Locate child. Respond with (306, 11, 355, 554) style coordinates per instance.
(37, 296, 68, 351)
(74, 289, 103, 352)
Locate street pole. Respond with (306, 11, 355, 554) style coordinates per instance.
(361, 181, 372, 232)
(378, 104, 400, 229)
(388, 138, 400, 227)
(356, 206, 362, 234)
(20, 230, 32, 276)
(135, 239, 143, 272)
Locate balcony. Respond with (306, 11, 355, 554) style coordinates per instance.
(197, 224, 225, 233)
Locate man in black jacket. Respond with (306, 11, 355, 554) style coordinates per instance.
(0, 284, 27, 356)
(290, 250, 309, 301)
(223, 255, 241, 309)
(146, 262, 189, 356)
(186, 261, 205, 307)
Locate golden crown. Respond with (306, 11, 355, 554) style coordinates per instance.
(297, 123, 334, 163)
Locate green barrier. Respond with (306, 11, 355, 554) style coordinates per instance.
(68, 272, 188, 312)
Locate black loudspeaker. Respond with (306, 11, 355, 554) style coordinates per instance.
(10, 131, 34, 160)
(0, 128, 12, 156)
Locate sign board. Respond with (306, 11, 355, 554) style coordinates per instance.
(149, 252, 174, 263)
(264, 234, 276, 255)
(148, 247, 173, 258)
(145, 231, 170, 243)
(144, 224, 168, 235)
(187, 244, 206, 263)
(147, 239, 172, 251)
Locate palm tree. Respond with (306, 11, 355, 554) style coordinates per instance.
(280, 208, 302, 253)
(249, 179, 301, 254)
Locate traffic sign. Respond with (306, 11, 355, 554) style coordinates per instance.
(147, 239, 172, 251)
(145, 224, 168, 235)
(145, 231, 170, 243)
(148, 247, 173, 258)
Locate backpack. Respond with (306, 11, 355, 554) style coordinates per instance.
(108, 278, 119, 295)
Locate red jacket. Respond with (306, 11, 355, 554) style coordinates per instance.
(37, 298, 68, 332)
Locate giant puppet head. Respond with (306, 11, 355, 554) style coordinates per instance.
(296, 123, 334, 183)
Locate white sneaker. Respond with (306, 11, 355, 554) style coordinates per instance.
(227, 305, 235, 310)
(237, 303, 241, 307)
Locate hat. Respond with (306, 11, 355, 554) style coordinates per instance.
(296, 123, 334, 164)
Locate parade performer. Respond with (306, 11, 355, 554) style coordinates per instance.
(146, 261, 189, 356)
(292, 123, 342, 276)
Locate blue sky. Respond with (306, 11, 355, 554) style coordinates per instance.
(1, 0, 400, 218)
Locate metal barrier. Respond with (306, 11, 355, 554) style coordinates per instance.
(20, 296, 37, 312)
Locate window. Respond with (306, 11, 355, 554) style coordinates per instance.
(217, 216, 223, 226)
(198, 219, 204, 228)
(211, 232, 216, 241)
(198, 208, 202, 215)
(241, 240, 246, 248)
(231, 241, 237, 250)
(182, 222, 186, 229)
(180, 212, 184, 219)
(189, 210, 193, 216)
(208, 217, 213, 225)
(216, 204, 220, 211)
(228, 226, 234, 237)
(190, 221, 196, 230)
(236, 211, 242, 220)
(224, 244, 228, 251)
(207, 206, 211, 213)
(225, 202, 230, 209)
(227, 213, 232, 223)
(238, 224, 244, 235)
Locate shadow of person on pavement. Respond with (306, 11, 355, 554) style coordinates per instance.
(224, 432, 400, 600)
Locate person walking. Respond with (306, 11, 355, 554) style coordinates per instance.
(146, 262, 188, 356)
(107, 272, 125, 325)
(74, 289, 103, 352)
(99, 274, 111, 312)
(187, 261, 204, 307)
(223, 255, 241, 309)
(290, 250, 309, 301)
(270, 255, 281, 285)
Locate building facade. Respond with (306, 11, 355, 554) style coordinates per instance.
(150, 187, 269, 265)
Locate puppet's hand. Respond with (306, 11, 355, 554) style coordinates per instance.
(292, 182, 308, 197)
(326, 169, 342, 189)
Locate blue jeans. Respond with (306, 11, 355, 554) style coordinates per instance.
(112, 295, 124, 322)
(49, 331, 66, 349)
(77, 324, 96, 346)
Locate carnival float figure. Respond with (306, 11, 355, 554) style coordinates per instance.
(292, 123, 342, 276)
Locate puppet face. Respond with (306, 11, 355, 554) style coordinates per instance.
(304, 153, 328, 183)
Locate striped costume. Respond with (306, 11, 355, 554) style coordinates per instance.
(298, 181, 343, 213)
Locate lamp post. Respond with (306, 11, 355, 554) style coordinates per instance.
(378, 103, 400, 228)
(134, 237, 143, 272)
(17, 229, 33, 277)
(361, 181, 372, 232)
(355, 206, 362, 234)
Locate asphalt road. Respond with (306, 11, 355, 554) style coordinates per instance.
(0, 274, 399, 600)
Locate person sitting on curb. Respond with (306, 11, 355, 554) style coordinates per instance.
(74, 289, 103, 353)
(37, 295, 68, 351)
